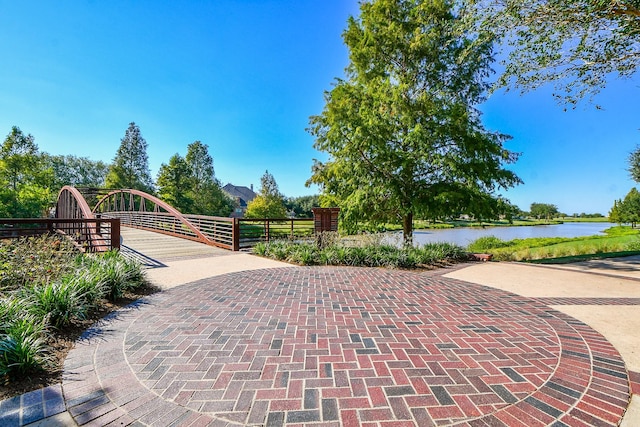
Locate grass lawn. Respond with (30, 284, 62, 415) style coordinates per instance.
(467, 226, 640, 261)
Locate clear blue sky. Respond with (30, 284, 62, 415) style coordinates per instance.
(1, 1, 638, 215)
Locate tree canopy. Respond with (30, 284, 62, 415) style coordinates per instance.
(0, 127, 52, 217)
(529, 202, 559, 220)
(628, 145, 640, 183)
(45, 154, 108, 189)
(105, 122, 155, 193)
(308, 0, 521, 243)
(156, 141, 234, 216)
(466, 0, 640, 104)
(245, 170, 287, 218)
(610, 187, 640, 227)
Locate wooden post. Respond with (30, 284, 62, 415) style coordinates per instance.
(232, 217, 240, 251)
(265, 219, 270, 242)
(111, 219, 121, 250)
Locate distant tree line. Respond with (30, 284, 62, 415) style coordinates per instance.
(610, 188, 640, 228)
(0, 123, 318, 219)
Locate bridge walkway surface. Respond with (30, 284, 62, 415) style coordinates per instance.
(1, 230, 640, 426)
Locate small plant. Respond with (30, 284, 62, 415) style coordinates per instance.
(0, 235, 78, 292)
(467, 236, 509, 252)
(25, 281, 88, 328)
(0, 316, 50, 380)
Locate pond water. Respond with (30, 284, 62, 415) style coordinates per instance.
(390, 222, 616, 248)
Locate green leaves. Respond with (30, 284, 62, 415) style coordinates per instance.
(156, 141, 234, 216)
(0, 126, 52, 217)
(106, 122, 155, 193)
(309, 0, 521, 243)
(245, 171, 287, 218)
(467, 0, 640, 104)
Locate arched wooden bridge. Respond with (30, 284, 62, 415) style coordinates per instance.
(0, 186, 338, 254)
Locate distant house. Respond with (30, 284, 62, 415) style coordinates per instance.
(223, 183, 257, 218)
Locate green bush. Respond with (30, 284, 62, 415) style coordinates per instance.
(467, 236, 509, 252)
(0, 235, 78, 292)
(254, 238, 467, 269)
(0, 315, 50, 379)
(75, 251, 147, 301)
(25, 281, 89, 328)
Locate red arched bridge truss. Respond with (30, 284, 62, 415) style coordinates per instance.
(0, 186, 120, 252)
(54, 186, 120, 252)
(92, 189, 237, 249)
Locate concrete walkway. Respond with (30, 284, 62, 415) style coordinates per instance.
(1, 246, 639, 425)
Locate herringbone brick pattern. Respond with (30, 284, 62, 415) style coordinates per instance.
(62, 267, 630, 426)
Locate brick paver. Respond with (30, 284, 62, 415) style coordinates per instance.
(58, 267, 631, 426)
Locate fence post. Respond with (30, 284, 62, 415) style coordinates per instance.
(111, 219, 121, 250)
(232, 218, 240, 251)
(265, 219, 270, 242)
(95, 214, 102, 236)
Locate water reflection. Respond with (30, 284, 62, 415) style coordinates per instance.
(397, 222, 615, 247)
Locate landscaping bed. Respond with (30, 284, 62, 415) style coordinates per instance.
(0, 234, 158, 400)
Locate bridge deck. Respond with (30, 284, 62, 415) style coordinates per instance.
(119, 226, 232, 266)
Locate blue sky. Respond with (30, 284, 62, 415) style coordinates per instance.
(1, 1, 638, 215)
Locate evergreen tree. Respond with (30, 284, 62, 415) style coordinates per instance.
(185, 141, 234, 216)
(105, 122, 154, 193)
(307, 0, 521, 243)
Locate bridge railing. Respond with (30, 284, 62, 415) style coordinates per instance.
(0, 218, 120, 252)
(183, 214, 235, 249)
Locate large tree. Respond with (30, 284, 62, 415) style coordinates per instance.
(156, 142, 234, 216)
(628, 145, 640, 183)
(466, 0, 640, 104)
(45, 154, 109, 189)
(105, 122, 154, 193)
(611, 187, 640, 227)
(157, 154, 193, 212)
(0, 127, 52, 217)
(184, 141, 234, 216)
(529, 202, 559, 221)
(307, 0, 521, 243)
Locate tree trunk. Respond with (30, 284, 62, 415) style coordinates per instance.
(402, 212, 413, 247)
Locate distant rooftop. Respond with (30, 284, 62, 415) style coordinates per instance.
(222, 183, 257, 207)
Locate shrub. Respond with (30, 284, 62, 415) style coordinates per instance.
(254, 237, 466, 269)
(25, 281, 88, 328)
(467, 236, 509, 252)
(0, 235, 78, 292)
(75, 251, 147, 301)
(0, 315, 50, 379)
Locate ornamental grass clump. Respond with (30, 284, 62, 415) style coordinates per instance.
(24, 281, 89, 329)
(0, 301, 50, 380)
(254, 236, 466, 269)
(0, 235, 149, 383)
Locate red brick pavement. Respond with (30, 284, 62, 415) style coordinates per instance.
(61, 267, 632, 426)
